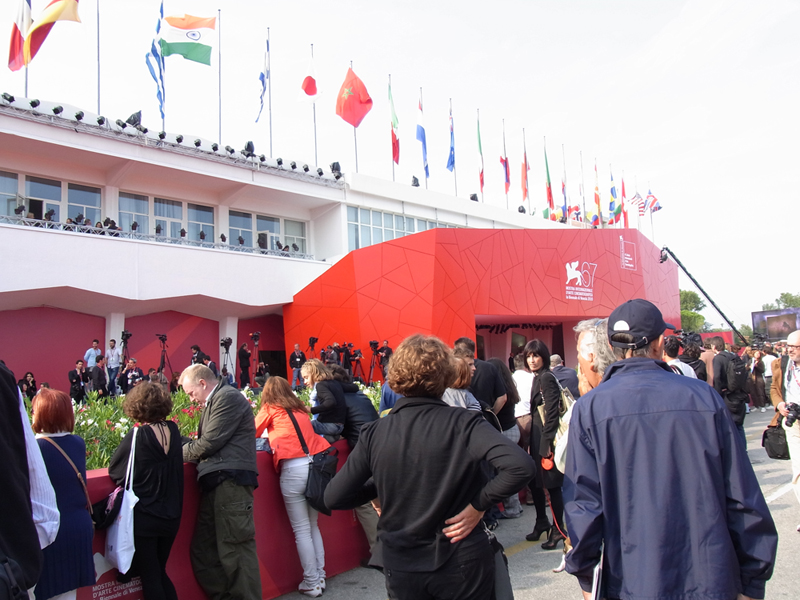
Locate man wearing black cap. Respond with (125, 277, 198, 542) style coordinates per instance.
(564, 299, 777, 600)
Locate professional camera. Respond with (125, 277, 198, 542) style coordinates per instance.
(369, 340, 379, 353)
(121, 329, 133, 342)
(751, 332, 768, 350)
(220, 337, 233, 350)
(309, 336, 318, 349)
(785, 402, 800, 428)
(249, 331, 261, 343)
(156, 333, 168, 343)
(351, 349, 364, 360)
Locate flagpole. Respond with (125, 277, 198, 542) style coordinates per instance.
(636, 176, 640, 230)
(352, 61, 358, 173)
(649, 181, 655, 241)
(609, 163, 614, 229)
(420, 87, 427, 189)
(96, 0, 101, 114)
(390, 74, 395, 182)
(24, 66, 28, 98)
(562, 143, 567, 220)
(311, 44, 317, 166)
(478, 108, 484, 203)
(502, 119, 508, 210)
(268, 29, 272, 157)
(450, 98, 457, 197)
(218, 9, 222, 145)
(580, 151, 586, 227)
(523, 128, 529, 214)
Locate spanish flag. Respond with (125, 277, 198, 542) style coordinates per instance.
(23, 0, 80, 66)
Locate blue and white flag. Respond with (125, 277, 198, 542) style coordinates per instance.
(416, 97, 429, 179)
(144, 1, 165, 121)
(256, 39, 269, 123)
(446, 108, 455, 172)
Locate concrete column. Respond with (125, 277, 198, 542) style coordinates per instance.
(104, 186, 120, 223)
(219, 316, 238, 378)
(217, 205, 229, 245)
(106, 312, 125, 351)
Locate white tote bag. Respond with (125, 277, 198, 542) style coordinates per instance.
(106, 426, 139, 573)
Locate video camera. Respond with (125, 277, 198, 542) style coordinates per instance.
(309, 336, 318, 350)
(369, 340, 380, 353)
(351, 349, 364, 360)
(249, 331, 261, 343)
(156, 333, 168, 343)
(220, 337, 233, 351)
(121, 329, 133, 343)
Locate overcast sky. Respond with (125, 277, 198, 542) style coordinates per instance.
(2, 0, 798, 330)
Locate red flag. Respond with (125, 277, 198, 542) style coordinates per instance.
(23, 0, 81, 66)
(521, 151, 530, 200)
(500, 156, 510, 193)
(335, 68, 373, 127)
(621, 178, 628, 228)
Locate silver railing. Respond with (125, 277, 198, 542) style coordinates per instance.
(0, 215, 316, 260)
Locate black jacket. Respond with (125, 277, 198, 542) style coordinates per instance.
(325, 396, 534, 572)
(678, 354, 707, 381)
(68, 368, 89, 399)
(91, 365, 108, 397)
(713, 351, 747, 425)
(289, 351, 307, 370)
(310, 380, 347, 424)
(340, 383, 378, 448)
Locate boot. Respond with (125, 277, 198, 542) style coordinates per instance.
(525, 519, 551, 542)
(541, 525, 566, 550)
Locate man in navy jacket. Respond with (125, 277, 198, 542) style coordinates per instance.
(564, 299, 776, 600)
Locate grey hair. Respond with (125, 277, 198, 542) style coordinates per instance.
(179, 364, 216, 386)
(574, 318, 615, 376)
(550, 354, 563, 367)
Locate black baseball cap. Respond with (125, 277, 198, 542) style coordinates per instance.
(607, 299, 676, 349)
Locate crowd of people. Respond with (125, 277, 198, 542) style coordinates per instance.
(3, 299, 795, 600)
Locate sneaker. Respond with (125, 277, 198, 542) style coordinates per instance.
(320, 579, 326, 591)
(298, 584, 322, 597)
(761, 407, 766, 413)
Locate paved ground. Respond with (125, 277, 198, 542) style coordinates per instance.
(278, 409, 798, 599)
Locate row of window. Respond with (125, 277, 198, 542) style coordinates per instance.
(346, 206, 458, 251)
(0, 171, 306, 252)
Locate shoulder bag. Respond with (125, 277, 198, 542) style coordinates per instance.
(762, 416, 790, 460)
(285, 409, 339, 516)
(0, 545, 27, 600)
(105, 426, 139, 574)
(539, 374, 575, 474)
(41, 437, 93, 516)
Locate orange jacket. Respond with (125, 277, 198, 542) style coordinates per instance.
(255, 404, 331, 471)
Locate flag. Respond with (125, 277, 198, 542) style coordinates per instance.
(651, 201, 662, 213)
(389, 82, 399, 164)
(416, 96, 429, 178)
(256, 40, 269, 122)
(145, 1, 166, 120)
(22, 0, 81, 66)
(446, 108, 455, 172)
(621, 177, 629, 228)
(300, 56, 317, 101)
(589, 212, 600, 226)
(521, 150, 530, 200)
(8, 0, 31, 71)
(608, 171, 621, 225)
(477, 116, 484, 193)
(644, 189, 657, 212)
(594, 162, 602, 223)
(561, 178, 568, 216)
(544, 146, 555, 220)
(630, 192, 645, 216)
(568, 205, 582, 222)
(500, 155, 510, 193)
(335, 68, 373, 127)
(159, 14, 216, 66)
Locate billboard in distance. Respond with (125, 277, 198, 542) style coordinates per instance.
(752, 308, 800, 341)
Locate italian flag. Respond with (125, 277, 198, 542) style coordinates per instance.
(160, 14, 216, 66)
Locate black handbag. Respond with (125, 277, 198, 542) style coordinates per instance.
(0, 546, 28, 600)
(762, 418, 790, 460)
(285, 410, 339, 516)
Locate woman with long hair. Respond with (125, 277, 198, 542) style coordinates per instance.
(487, 357, 524, 519)
(300, 359, 347, 439)
(523, 339, 567, 550)
(256, 376, 331, 597)
(109, 382, 184, 600)
(18, 371, 36, 400)
(32, 388, 96, 600)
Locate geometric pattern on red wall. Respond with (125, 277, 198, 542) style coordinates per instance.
(283, 228, 678, 373)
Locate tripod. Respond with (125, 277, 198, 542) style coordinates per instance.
(306, 343, 316, 359)
(222, 345, 234, 376)
(158, 339, 174, 378)
(121, 337, 130, 364)
(351, 357, 365, 383)
(368, 351, 380, 385)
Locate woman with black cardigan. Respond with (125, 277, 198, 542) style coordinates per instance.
(109, 382, 184, 600)
(300, 359, 347, 439)
(523, 339, 567, 550)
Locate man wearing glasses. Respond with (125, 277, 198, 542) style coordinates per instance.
(770, 330, 800, 530)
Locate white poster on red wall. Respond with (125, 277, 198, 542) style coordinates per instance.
(76, 553, 144, 600)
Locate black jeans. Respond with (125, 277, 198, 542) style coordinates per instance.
(132, 532, 179, 600)
(385, 538, 494, 600)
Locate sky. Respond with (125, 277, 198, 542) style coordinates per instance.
(1, 0, 798, 330)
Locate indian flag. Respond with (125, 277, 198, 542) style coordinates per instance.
(159, 14, 216, 66)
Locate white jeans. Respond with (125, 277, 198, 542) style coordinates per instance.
(784, 420, 800, 505)
(280, 457, 326, 587)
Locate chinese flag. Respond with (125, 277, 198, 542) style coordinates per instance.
(335, 68, 373, 127)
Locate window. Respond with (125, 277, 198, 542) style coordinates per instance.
(67, 183, 101, 226)
(188, 203, 214, 241)
(229, 210, 253, 247)
(256, 215, 280, 249)
(346, 207, 454, 250)
(26, 176, 61, 221)
(284, 220, 306, 253)
(0, 171, 18, 216)
(154, 197, 182, 239)
(119, 192, 149, 233)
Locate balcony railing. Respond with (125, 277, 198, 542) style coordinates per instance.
(0, 215, 315, 260)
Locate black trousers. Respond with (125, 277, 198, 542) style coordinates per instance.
(131, 532, 179, 600)
(384, 539, 494, 600)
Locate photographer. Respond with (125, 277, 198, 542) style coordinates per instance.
(289, 344, 307, 391)
(770, 329, 800, 526)
(377, 340, 393, 378)
(68, 359, 90, 403)
(238, 343, 251, 388)
(118, 358, 144, 395)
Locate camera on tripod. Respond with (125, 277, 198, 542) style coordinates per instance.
(249, 331, 261, 343)
(156, 333, 168, 343)
(309, 336, 318, 350)
(220, 337, 233, 351)
(785, 402, 800, 428)
(121, 329, 133, 342)
(369, 340, 380, 353)
(351, 349, 364, 360)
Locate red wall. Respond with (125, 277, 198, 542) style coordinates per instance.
(238, 315, 285, 353)
(124, 311, 219, 375)
(78, 441, 368, 600)
(0, 307, 105, 395)
(284, 228, 680, 363)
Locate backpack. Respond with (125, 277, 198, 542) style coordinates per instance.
(725, 352, 748, 393)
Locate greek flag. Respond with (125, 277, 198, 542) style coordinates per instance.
(145, 1, 166, 121)
(256, 39, 269, 123)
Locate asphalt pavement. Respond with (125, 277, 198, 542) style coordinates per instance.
(278, 409, 798, 599)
